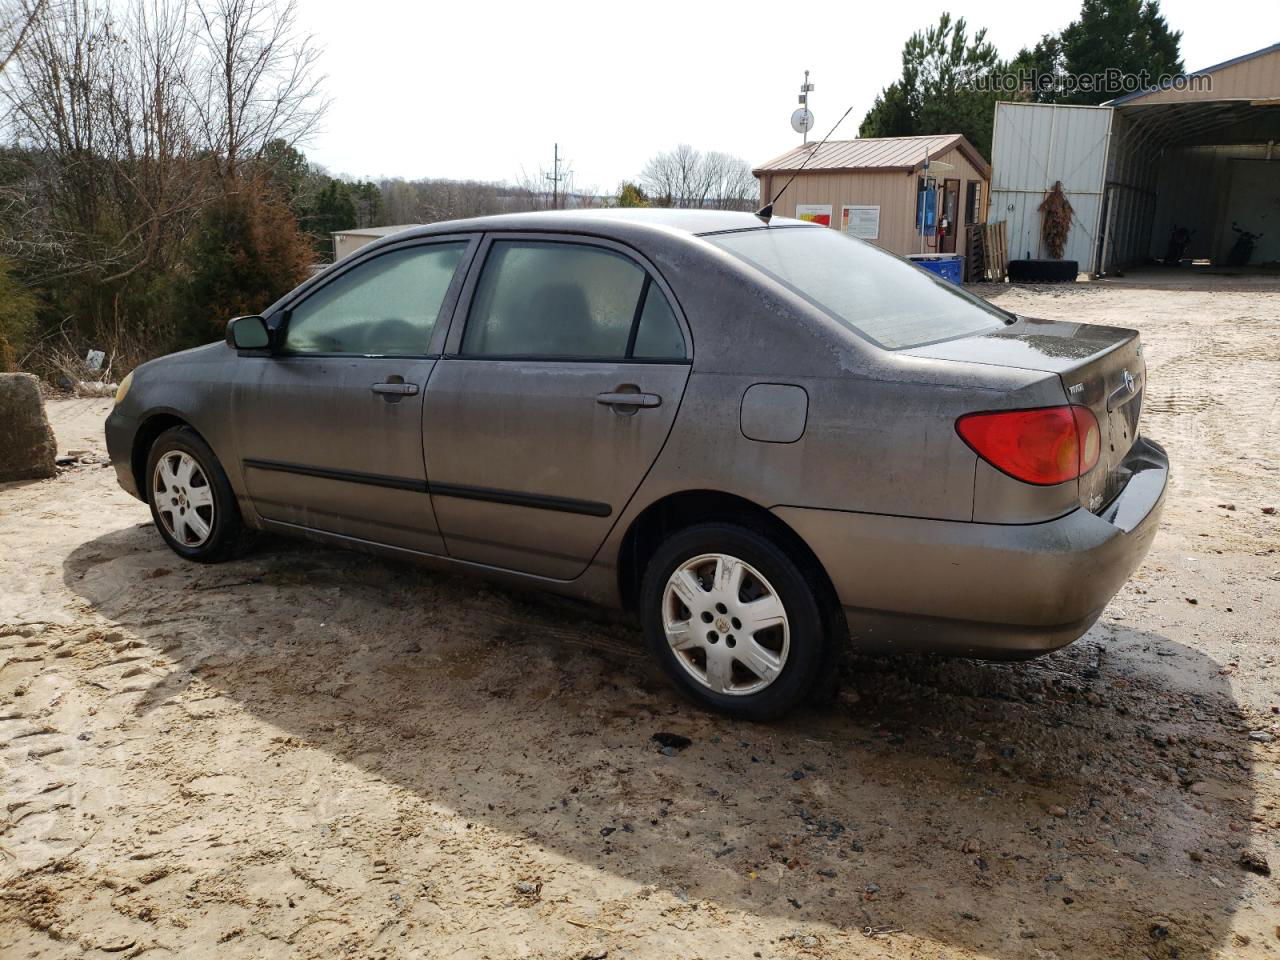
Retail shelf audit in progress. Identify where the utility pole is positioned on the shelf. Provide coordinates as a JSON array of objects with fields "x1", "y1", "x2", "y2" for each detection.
[{"x1": 545, "y1": 143, "x2": 567, "y2": 210}]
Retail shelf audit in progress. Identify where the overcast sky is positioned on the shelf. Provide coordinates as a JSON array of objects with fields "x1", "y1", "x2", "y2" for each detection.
[{"x1": 302, "y1": 0, "x2": 1280, "y2": 190}]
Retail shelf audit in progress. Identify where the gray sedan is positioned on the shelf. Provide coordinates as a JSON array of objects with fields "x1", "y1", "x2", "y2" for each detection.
[{"x1": 105, "y1": 209, "x2": 1167, "y2": 718}]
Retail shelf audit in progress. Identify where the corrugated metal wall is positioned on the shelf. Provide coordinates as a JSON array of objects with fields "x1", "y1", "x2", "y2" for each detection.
[
  {"x1": 1123, "y1": 45, "x2": 1280, "y2": 105},
  {"x1": 1098, "y1": 110, "x2": 1155, "y2": 272},
  {"x1": 989, "y1": 102, "x2": 1112, "y2": 272}
]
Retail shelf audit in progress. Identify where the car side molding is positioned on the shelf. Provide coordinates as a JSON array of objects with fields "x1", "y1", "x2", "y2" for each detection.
[{"x1": 242, "y1": 458, "x2": 611, "y2": 517}]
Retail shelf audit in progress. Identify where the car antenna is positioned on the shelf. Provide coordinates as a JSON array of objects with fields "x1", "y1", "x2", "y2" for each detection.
[{"x1": 756, "y1": 105, "x2": 853, "y2": 224}]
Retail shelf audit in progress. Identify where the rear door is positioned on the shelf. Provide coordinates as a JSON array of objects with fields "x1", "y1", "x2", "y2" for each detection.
[
  {"x1": 232, "y1": 236, "x2": 475, "y2": 553},
  {"x1": 422, "y1": 234, "x2": 692, "y2": 579}
]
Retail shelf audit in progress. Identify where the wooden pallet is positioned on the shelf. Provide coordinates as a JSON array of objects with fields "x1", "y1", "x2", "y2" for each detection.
[
  {"x1": 964, "y1": 225, "x2": 985, "y2": 282},
  {"x1": 982, "y1": 221, "x2": 1008, "y2": 282}
]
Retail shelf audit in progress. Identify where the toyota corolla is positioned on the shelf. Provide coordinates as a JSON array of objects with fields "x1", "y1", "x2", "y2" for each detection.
[{"x1": 105, "y1": 209, "x2": 1168, "y2": 718}]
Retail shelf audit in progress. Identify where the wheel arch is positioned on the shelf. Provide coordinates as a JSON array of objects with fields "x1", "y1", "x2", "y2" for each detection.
[
  {"x1": 131, "y1": 412, "x2": 203, "y2": 497},
  {"x1": 616, "y1": 490, "x2": 843, "y2": 631}
]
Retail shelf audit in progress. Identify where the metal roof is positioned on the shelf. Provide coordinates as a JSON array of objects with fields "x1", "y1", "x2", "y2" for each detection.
[
  {"x1": 753, "y1": 134, "x2": 990, "y2": 178},
  {"x1": 1106, "y1": 42, "x2": 1280, "y2": 106}
]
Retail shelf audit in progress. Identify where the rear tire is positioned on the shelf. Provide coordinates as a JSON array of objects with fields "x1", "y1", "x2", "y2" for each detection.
[
  {"x1": 145, "y1": 426, "x2": 246, "y2": 564},
  {"x1": 639, "y1": 522, "x2": 831, "y2": 720}
]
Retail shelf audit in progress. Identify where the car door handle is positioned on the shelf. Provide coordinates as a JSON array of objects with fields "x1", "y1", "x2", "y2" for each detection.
[
  {"x1": 371, "y1": 382, "x2": 419, "y2": 396},
  {"x1": 596, "y1": 391, "x2": 661, "y2": 408}
]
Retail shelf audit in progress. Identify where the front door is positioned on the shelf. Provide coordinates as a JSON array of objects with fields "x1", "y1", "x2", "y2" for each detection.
[
  {"x1": 232, "y1": 237, "x2": 474, "y2": 554},
  {"x1": 422, "y1": 235, "x2": 692, "y2": 579}
]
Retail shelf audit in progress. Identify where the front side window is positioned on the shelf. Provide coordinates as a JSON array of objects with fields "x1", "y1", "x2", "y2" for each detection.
[
  {"x1": 462, "y1": 240, "x2": 684, "y2": 359},
  {"x1": 708, "y1": 226, "x2": 1010, "y2": 350},
  {"x1": 283, "y1": 242, "x2": 466, "y2": 356}
]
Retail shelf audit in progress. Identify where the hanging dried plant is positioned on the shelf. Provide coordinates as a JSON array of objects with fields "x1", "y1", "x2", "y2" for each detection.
[{"x1": 1039, "y1": 181, "x2": 1073, "y2": 260}]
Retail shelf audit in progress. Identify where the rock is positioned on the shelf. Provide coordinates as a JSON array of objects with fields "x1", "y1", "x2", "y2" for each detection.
[
  {"x1": 652, "y1": 732, "x2": 691, "y2": 752},
  {"x1": 1188, "y1": 781, "x2": 1210, "y2": 795},
  {"x1": 864, "y1": 881, "x2": 880, "y2": 894},
  {"x1": 1263, "y1": 506, "x2": 1276, "y2": 515},
  {"x1": 0, "y1": 374, "x2": 57, "y2": 482},
  {"x1": 962, "y1": 837, "x2": 981, "y2": 854},
  {"x1": 788, "y1": 769, "x2": 806, "y2": 781},
  {"x1": 1239, "y1": 851, "x2": 1270, "y2": 876},
  {"x1": 1247, "y1": 731, "x2": 1274, "y2": 743},
  {"x1": 514, "y1": 880, "x2": 541, "y2": 896},
  {"x1": 1048, "y1": 804, "x2": 1068, "y2": 818}
]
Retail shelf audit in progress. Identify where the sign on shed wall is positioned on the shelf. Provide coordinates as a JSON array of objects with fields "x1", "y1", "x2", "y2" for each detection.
[
  {"x1": 842, "y1": 205, "x2": 881, "y2": 240},
  {"x1": 795, "y1": 204, "x2": 832, "y2": 226}
]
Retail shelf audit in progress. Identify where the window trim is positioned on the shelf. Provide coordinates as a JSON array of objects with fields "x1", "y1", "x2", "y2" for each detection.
[
  {"x1": 268, "y1": 234, "x2": 480, "y2": 360},
  {"x1": 442, "y1": 232, "x2": 692, "y2": 363}
]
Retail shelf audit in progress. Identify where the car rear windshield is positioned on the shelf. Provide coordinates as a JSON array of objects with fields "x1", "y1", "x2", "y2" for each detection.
[{"x1": 707, "y1": 226, "x2": 1011, "y2": 350}]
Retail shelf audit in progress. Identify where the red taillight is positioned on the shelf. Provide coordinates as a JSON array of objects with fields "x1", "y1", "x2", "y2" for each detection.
[{"x1": 956, "y1": 405, "x2": 1100, "y2": 486}]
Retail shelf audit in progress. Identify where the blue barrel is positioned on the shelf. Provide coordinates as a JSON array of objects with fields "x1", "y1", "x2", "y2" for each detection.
[{"x1": 907, "y1": 253, "x2": 964, "y2": 284}]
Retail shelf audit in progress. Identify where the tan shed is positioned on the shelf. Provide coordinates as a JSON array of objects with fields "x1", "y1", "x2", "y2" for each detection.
[
  {"x1": 332, "y1": 225, "x2": 422, "y2": 262},
  {"x1": 753, "y1": 134, "x2": 991, "y2": 258}
]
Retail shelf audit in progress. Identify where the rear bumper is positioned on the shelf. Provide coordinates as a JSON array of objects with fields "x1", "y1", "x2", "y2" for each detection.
[
  {"x1": 105, "y1": 407, "x2": 142, "y2": 500},
  {"x1": 774, "y1": 437, "x2": 1168, "y2": 659}
]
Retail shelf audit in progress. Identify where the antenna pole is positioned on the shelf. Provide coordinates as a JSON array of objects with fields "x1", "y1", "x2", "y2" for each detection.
[
  {"x1": 801, "y1": 70, "x2": 811, "y2": 145},
  {"x1": 756, "y1": 105, "x2": 853, "y2": 222}
]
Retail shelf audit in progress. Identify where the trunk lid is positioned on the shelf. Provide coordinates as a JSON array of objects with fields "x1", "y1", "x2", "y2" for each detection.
[{"x1": 904, "y1": 316, "x2": 1145, "y2": 512}]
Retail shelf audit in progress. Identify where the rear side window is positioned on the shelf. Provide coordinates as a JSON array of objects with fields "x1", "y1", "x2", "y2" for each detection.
[
  {"x1": 462, "y1": 240, "x2": 685, "y2": 360},
  {"x1": 631, "y1": 283, "x2": 685, "y2": 359},
  {"x1": 708, "y1": 227, "x2": 1009, "y2": 350},
  {"x1": 284, "y1": 243, "x2": 466, "y2": 355}
]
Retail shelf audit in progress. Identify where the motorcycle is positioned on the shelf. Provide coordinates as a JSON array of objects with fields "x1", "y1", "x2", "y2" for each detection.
[
  {"x1": 1162, "y1": 225, "x2": 1193, "y2": 266},
  {"x1": 1226, "y1": 222, "x2": 1263, "y2": 267}
]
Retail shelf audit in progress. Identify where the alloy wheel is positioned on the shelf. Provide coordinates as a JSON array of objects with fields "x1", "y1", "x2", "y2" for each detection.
[{"x1": 152, "y1": 451, "x2": 215, "y2": 547}]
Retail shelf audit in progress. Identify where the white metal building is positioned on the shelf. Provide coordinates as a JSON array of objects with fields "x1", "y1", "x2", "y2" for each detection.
[{"x1": 989, "y1": 42, "x2": 1280, "y2": 274}]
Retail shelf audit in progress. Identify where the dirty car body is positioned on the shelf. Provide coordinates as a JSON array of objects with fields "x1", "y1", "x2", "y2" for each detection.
[{"x1": 106, "y1": 209, "x2": 1168, "y2": 717}]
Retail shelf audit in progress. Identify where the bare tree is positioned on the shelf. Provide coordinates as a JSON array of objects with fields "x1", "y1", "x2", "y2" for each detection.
[
  {"x1": 702, "y1": 151, "x2": 756, "y2": 211},
  {"x1": 639, "y1": 144, "x2": 751, "y2": 209},
  {"x1": 1, "y1": 0, "x2": 205, "y2": 281},
  {"x1": 0, "y1": 0, "x2": 330, "y2": 363},
  {"x1": 191, "y1": 0, "x2": 326, "y2": 180},
  {"x1": 0, "y1": 0, "x2": 44, "y2": 73}
]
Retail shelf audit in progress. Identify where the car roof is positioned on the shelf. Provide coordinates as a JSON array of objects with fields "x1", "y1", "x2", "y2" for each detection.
[
  {"x1": 390, "y1": 208, "x2": 815, "y2": 240},
  {"x1": 266, "y1": 208, "x2": 819, "y2": 318}
]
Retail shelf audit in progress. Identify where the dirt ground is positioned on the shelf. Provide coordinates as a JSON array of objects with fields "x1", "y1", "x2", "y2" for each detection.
[{"x1": 2, "y1": 280, "x2": 1278, "y2": 960}]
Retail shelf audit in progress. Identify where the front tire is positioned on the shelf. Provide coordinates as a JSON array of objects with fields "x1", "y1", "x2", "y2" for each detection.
[
  {"x1": 639, "y1": 522, "x2": 832, "y2": 720},
  {"x1": 145, "y1": 426, "x2": 245, "y2": 564}
]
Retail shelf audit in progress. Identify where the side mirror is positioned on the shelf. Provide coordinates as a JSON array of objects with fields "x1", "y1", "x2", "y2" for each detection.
[{"x1": 226, "y1": 315, "x2": 271, "y2": 351}]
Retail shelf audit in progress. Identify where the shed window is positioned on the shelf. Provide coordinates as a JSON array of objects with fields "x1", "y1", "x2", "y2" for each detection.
[{"x1": 965, "y1": 181, "x2": 982, "y2": 225}]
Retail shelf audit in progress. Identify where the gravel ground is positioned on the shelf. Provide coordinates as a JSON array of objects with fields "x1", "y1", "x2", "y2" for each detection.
[{"x1": 1, "y1": 279, "x2": 1278, "y2": 959}]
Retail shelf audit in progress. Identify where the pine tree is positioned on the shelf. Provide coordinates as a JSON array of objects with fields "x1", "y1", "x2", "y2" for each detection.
[{"x1": 859, "y1": 14, "x2": 1002, "y2": 159}]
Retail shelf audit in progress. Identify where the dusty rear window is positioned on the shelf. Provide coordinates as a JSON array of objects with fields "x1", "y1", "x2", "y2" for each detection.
[{"x1": 708, "y1": 226, "x2": 1010, "y2": 349}]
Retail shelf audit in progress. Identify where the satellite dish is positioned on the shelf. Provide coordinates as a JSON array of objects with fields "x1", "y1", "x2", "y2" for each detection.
[{"x1": 791, "y1": 108, "x2": 814, "y2": 134}]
